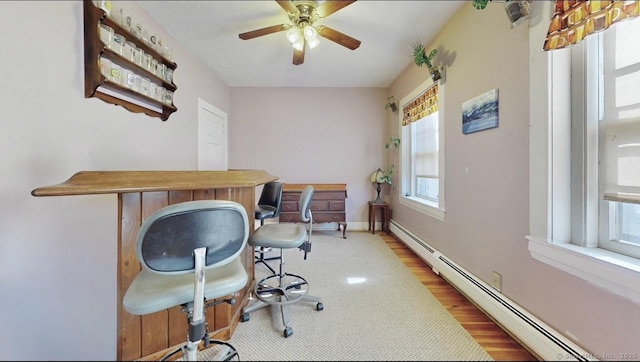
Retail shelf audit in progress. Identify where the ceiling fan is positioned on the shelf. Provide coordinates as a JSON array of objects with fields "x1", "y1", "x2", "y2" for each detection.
[{"x1": 238, "y1": 0, "x2": 361, "y2": 65}]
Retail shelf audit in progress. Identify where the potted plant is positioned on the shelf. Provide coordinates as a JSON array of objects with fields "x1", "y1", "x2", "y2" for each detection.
[
  {"x1": 385, "y1": 95, "x2": 397, "y2": 112},
  {"x1": 411, "y1": 39, "x2": 441, "y2": 82}
]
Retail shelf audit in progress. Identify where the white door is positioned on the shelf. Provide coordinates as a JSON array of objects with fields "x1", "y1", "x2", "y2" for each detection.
[{"x1": 198, "y1": 98, "x2": 228, "y2": 170}]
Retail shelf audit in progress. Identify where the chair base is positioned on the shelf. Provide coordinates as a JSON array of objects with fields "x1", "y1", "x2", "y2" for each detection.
[
  {"x1": 241, "y1": 293, "x2": 323, "y2": 338},
  {"x1": 161, "y1": 339, "x2": 239, "y2": 361},
  {"x1": 241, "y1": 271, "x2": 323, "y2": 338},
  {"x1": 255, "y1": 272, "x2": 309, "y2": 305}
]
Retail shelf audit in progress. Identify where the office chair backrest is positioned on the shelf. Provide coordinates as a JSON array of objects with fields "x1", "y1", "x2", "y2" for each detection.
[
  {"x1": 257, "y1": 181, "x2": 283, "y2": 218},
  {"x1": 137, "y1": 200, "x2": 249, "y2": 275},
  {"x1": 299, "y1": 185, "x2": 314, "y2": 223}
]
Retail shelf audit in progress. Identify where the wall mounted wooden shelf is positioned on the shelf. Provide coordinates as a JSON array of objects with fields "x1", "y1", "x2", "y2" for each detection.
[{"x1": 83, "y1": 0, "x2": 178, "y2": 121}]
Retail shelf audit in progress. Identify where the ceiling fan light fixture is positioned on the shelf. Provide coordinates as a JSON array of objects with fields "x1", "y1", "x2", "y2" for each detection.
[
  {"x1": 302, "y1": 24, "x2": 319, "y2": 48},
  {"x1": 292, "y1": 38, "x2": 304, "y2": 51},
  {"x1": 307, "y1": 36, "x2": 320, "y2": 49},
  {"x1": 303, "y1": 24, "x2": 318, "y2": 40},
  {"x1": 286, "y1": 26, "x2": 302, "y2": 44}
]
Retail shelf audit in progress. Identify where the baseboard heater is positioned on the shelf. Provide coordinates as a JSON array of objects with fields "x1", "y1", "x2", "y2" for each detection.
[{"x1": 389, "y1": 220, "x2": 596, "y2": 361}]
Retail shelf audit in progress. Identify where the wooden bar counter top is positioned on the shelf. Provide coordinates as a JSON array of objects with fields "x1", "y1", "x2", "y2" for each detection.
[
  {"x1": 32, "y1": 169, "x2": 278, "y2": 361},
  {"x1": 31, "y1": 169, "x2": 277, "y2": 196}
]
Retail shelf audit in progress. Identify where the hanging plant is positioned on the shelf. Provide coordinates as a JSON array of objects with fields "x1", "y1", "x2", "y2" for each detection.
[
  {"x1": 385, "y1": 136, "x2": 400, "y2": 149},
  {"x1": 382, "y1": 164, "x2": 394, "y2": 185},
  {"x1": 372, "y1": 164, "x2": 395, "y2": 185}
]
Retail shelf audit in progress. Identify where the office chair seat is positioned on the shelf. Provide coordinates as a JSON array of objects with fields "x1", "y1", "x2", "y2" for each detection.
[
  {"x1": 123, "y1": 258, "x2": 247, "y2": 316},
  {"x1": 250, "y1": 223, "x2": 308, "y2": 249}
]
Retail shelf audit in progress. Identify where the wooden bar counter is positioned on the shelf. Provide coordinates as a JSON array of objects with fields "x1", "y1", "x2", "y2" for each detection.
[{"x1": 31, "y1": 170, "x2": 278, "y2": 360}]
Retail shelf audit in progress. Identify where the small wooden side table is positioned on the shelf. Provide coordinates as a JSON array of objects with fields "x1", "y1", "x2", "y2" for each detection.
[{"x1": 368, "y1": 201, "x2": 390, "y2": 234}]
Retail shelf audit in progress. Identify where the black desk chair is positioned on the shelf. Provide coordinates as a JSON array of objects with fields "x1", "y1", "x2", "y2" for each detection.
[
  {"x1": 241, "y1": 185, "x2": 323, "y2": 338},
  {"x1": 254, "y1": 181, "x2": 283, "y2": 273},
  {"x1": 123, "y1": 200, "x2": 249, "y2": 361}
]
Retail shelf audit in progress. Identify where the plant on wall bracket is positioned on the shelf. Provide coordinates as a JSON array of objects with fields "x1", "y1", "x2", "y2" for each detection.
[
  {"x1": 385, "y1": 95, "x2": 398, "y2": 112},
  {"x1": 411, "y1": 38, "x2": 442, "y2": 82}
]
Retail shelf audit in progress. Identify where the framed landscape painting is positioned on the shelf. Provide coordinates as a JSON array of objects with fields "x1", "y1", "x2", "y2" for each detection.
[{"x1": 462, "y1": 88, "x2": 499, "y2": 134}]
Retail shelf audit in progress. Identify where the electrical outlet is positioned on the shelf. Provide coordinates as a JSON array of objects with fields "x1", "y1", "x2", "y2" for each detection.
[{"x1": 491, "y1": 271, "x2": 502, "y2": 292}]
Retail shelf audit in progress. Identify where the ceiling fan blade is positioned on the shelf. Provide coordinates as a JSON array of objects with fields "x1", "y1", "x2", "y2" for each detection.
[
  {"x1": 276, "y1": 0, "x2": 298, "y2": 14},
  {"x1": 239, "y1": 24, "x2": 289, "y2": 40},
  {"x1": 316, "y1": 25, "x2": 361, "y2": 50},
  {"x1": 293, "y1": 41, "x2": 306, "y2": 65},
  {"x1": 315, "y1": 0, "x2": 356, "y2": 18}
]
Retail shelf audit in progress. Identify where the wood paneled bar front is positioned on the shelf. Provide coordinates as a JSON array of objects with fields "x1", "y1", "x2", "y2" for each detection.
[{"x1": 31, "y1": 170, "x2": 278, "y2": 361}]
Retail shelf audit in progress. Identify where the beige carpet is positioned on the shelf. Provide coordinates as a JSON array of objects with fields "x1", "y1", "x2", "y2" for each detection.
[{"x1": 225, "y1": 230, "x2": 493, "y2": 361}]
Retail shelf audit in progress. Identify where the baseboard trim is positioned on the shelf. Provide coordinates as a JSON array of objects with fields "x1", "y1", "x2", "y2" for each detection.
[{"x1": 389, "y1": 220, "x2": 596, "y2": 362}]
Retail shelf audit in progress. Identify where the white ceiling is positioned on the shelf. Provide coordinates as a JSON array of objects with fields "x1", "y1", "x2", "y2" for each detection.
[{"x1": 137, "y1": 1, "x2": 466, "y2": 88}]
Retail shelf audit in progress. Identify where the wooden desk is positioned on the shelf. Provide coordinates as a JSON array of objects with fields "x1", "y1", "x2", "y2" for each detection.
[
  {"x1": 368, "y1": 201, "x2": 390, "y2": 234},
  {"x1": 280, "y1": 183, "x2": 348, "y2": 239},
  {"x1": 31, "y1": 170, "x2": 277, "y2": 361}
]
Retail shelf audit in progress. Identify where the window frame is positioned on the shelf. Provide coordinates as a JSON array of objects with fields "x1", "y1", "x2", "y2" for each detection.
[
  {"x1": 527, "y1": 1, "x2": 640, "y2": 304},
  {"x1": 398, "y1": 78, "x2": 445, "y2": 221}
]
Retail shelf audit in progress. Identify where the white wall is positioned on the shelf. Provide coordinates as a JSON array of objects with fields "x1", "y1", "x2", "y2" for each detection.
[
  {"x1": 0, "y1": 2, "x2": 229, "y2": 360},
  {"x1": 229, "y1": 87, "x2": 388, "y2": 223}
]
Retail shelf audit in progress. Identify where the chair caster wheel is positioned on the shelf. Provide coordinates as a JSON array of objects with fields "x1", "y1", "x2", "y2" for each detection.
[
  {"x1": 316, "y1": 302, "x2": 324, "y2": 311},
  {"x1": 240, "y1": 312, "x2": 250, "y2": 322},
  {"x1": 284, "y1": 327, "x2": 293, "y2": 338}
]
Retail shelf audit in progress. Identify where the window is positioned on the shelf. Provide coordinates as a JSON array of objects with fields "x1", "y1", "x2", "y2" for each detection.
[
  {"x1": 528, "y1": 1, "x2": 640, "y2": 304},
  {"x1": 398, "y1": 79, "x2": 445, "y2": 220},
  {"x1": 413, "y1": 112, "x2": 439, "y2": 202},
  {"x1": 598, "y1": 17, "x2": 640, "y2": 258},
  {"x1": 571, "y1": 17, "x2": 640, "y2": 259}
]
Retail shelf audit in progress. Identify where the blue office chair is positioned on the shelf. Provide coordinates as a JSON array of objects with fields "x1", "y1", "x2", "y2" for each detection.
[
  {"x1": 123, "y1": 200, "x2": 249, "y2": 361},
  {"x1": 240, "y1": 185, "x2": 323, "y2": 338}
]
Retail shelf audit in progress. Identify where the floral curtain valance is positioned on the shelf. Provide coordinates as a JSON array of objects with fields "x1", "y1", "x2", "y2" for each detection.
[
  {"x1": 402, "y1": 83, "x2": 438, "y2": 126},
  {"x1": 544, "y1": 0, "x2": 640, "y2": 51}
]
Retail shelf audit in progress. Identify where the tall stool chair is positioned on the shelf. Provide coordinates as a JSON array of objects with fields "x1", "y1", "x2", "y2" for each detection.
[
  {"x1": 123, "y1": 200, "x2": 249, "y2": 361},
  {"x1": 240, "y1": 185, "x2": 323, "y2": 338},
  {"x1": 254, "y1": 181, "x2": 283, "y2": 273}
]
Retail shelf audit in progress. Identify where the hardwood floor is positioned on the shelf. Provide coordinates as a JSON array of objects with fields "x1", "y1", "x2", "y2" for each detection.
[{"x1": 378, "y1": 231, "x2": 539, "y2": 361}]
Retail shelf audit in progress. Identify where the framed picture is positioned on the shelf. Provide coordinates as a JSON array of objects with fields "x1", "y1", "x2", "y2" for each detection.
[{"x1": 462, "y1": 88, "x2": 499, "y2": 134}]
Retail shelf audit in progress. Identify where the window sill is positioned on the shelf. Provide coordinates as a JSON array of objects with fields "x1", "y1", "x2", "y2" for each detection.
[
  {"x1": 399, "y1": 195, "x2": 445, "y2": 221},
  {"x1": 527, "y1": 235, "x2": 640, "y2": 305}
]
